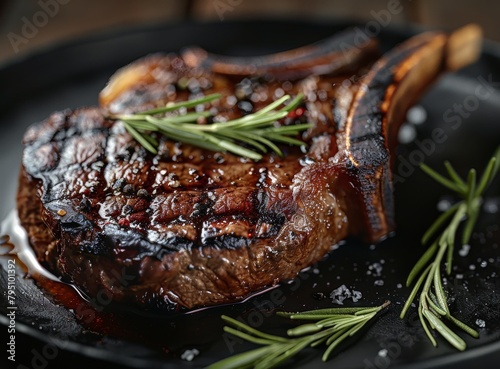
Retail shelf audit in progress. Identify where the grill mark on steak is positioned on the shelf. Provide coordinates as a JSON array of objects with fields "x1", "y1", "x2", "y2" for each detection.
[{"x1": 17, "y1": 26, "x2": 483, "y2": 311}]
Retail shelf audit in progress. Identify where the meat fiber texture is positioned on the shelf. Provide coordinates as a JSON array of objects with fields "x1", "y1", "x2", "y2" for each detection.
[{"x1": 17, "y1": 25, "x2": 482, "y2": 311}]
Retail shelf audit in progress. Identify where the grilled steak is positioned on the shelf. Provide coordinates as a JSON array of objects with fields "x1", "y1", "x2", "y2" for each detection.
[{"x1": 17, "y1": 25, "x2": 482, "y2": 311}]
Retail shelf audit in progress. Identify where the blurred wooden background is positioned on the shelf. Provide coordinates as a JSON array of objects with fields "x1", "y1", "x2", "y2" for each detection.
[{"x1": 0, "y1": 0, "x2": 496, "y2": 64}]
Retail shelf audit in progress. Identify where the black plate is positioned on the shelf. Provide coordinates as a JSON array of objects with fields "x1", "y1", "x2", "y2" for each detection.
[{"x1": 1, "y1": 20, "x2": 500, "y2": 369}]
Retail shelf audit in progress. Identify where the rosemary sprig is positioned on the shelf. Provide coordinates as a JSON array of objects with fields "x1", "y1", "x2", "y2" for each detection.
[
  {"x1": 207, "y1": 301, "x2": 390, "y2": 369},
  {"x1": 400, "y1": 147, "x2": 500, "y2": 350},
  {"x1": 109, "y1": 93, "x2": 312, "y2": 161}
]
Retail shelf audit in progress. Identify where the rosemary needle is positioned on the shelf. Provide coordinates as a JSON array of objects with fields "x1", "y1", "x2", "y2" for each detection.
[
  {"x1": 109, "y1": 93, "x2": 312, "y2": 161},
  {"x1": 207, "y1": 301, "x2": 390, "y2": 369},
  {"x1": 400, "y1": 146, "x2": 500, "y2": 350}
]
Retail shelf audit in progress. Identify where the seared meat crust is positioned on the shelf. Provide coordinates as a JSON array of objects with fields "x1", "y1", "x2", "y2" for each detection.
[{"x1": 17, "y1": 25, "x2": 482, "y2": 311}]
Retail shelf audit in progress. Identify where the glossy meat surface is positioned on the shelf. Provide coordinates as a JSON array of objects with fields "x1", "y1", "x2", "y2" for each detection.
[
  {"x1": 17, "y1": 26, "x2": 482, "y2": 310},
  {"x1": 18, "y1": 69, "x2": 358, "y2": 309}
]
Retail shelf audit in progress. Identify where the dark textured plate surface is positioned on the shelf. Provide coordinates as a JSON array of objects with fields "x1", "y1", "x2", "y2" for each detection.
[{"x1": 1, "y1": 20, "x2": 500, "y2": 369}]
